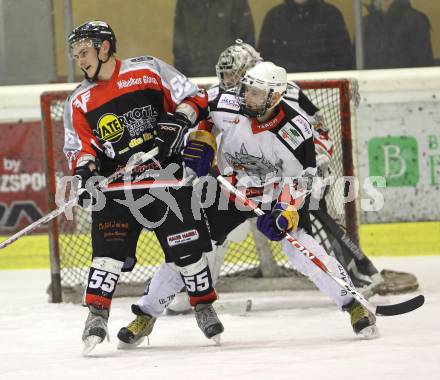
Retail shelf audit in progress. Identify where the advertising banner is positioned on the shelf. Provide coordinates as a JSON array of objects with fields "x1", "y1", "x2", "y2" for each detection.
[
  {"x1": 0, "y1": 122, "x2": 47, "y2": 233},
  {"x1": 357, "y1": 98, "x2": 440, "y2": 223}
]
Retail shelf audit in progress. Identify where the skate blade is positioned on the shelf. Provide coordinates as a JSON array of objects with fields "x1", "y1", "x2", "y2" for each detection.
[
  {"x1": 359, "y1": 325, "x2": 380, "y2": 340},
  {"x1": 166, "y1": 308, "x2": 193, "y2": 316},
  {"x1": 82, "y1": 336, "x2": 103, "y2": 356},
  {"x1": 117, "y1": 336, "x2": 145, "y2": 350},
  {"x1": 211, "y1": 334, "x2": 222, "y2": 346}
]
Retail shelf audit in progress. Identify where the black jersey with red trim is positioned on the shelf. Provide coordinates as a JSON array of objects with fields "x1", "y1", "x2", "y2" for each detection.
[{"x1": 63, "y1": 56, "x2": 208, "y2": 188}]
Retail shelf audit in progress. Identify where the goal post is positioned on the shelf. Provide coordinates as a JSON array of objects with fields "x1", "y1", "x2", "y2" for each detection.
[{"x1": 40, "y1": 79, "x2": 359, "y2": 303}]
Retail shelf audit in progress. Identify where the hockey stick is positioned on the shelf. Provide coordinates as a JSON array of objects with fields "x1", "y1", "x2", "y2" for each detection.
[
  {"x1": 312, "y1": 208, "x2": 371, "y2": 263},
  {"x1": 213, "y1": 172, "x2": 424, "y2": 317},
  {"x1": 0, "y1": 147, "x2": 159, "y2": 250}
]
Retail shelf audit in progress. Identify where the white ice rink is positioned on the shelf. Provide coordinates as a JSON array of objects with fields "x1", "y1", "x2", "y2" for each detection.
[{"x1": 0, "y1": 256, "x2": 439, "y2": 380}]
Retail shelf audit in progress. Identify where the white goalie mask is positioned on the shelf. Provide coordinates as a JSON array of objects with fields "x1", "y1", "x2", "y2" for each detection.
[
  {"x1": 237, "y1": 61, "x2": 287, "y2": 118},
  {"x1": 215, "y1": 39, "x2": 262, "y2": 90}
]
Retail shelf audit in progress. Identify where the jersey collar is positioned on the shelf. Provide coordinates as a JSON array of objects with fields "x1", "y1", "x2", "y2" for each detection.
[{"x1": 250, "y1": 107, "x2": 285, "y2": 134}]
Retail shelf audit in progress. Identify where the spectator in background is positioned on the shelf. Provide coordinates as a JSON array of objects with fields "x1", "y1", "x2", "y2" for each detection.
[
  {"x1": 173, "y1": 0, "x2": 255, "y2": 77},
  {"x1": 258, "y1": 0, "x2": 353, "y2": 73},
  {"x1": 363, "y1": 0, "x2": 434, "y2": 69}
]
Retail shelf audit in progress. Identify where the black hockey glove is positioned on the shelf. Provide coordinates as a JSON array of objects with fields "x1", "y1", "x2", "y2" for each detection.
[
  {"x1": 155, "y1": 112, "x2": 192, "y2": 160},
  {"x1": 73, "y1": 161, "x2": 99, "y2": 208}
]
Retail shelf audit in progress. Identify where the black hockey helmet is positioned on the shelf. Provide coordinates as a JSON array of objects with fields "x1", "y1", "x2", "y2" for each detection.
[{"x1": 68, "y1": 20, "x2": 117, "y2": 56}]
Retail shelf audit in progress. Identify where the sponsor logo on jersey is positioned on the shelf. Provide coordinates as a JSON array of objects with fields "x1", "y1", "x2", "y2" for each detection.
[
  {"x1": 121, "y1": 132, "x2": 153, "y2": 153},
  {"x1": 130, "y1": 56, "x2": 153, "y2": 63},
  {"x1": 97, "y1": 113, "x2": 124, "y2": 142},
  {"x1": 119, "y1": 105, "x2": 158, "y2": 137},
  {"x1": 95, "y1": 106, "x2": 157, "y2": 143},
  {"x1": 218, "y1": 94, "x2": 240, "y2": 111},
  {"x1": 119, "y1": 147, "x2": 130, "y2": 154},
  {"x1": 292, "y1": 115, "x2": 313, "y2": 139},
  {"x1": 143, "y1": 132, "x2": 153, "y2": 141},
  {"x1": 73, "y1": 91, "x2": 90, "y2": 112},
  {"x1": 129, "y1": 137, "x2": 143, "y2": 148},
  {"x1": 117, "y1": 75, "x2": 158, "y2": 89},
  {"x1": 160, "y1": 125, "x2": 177, "y2": 132},
  {"x1": 222, "y1": 117, "x2": 240, "y2": 124},
  {"x1": 256, "y1": 118, "x2": 279, "y2": 130},
  {"x1": 167, "y1": 229, "x2": 199, "y2": 247},
  {"x1": 278, "y1": 123, "x2": 305, "y2": 150}
]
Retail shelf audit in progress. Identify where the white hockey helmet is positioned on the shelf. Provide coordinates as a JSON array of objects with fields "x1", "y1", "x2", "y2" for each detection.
[
  {"x1": 237, "y1": 61, "x2": 287, "y2": 118},
  {"x1": 215, "y1": 39, "x2": 262, "y2": 90}
]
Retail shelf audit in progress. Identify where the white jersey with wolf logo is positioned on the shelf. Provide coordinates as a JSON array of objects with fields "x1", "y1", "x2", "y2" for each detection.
[{"x1": 209, "y1": 91, "x2": 317, "y2": 202}]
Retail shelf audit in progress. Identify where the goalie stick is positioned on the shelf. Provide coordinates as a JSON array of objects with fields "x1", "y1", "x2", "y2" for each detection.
[
  {"x1": 213, "y1": 171, "x2": 424, "y2": 317},
  {"x1": 0, "y1": 147, "x2": 159, "y2": 250},
  {"x1": 311, "y1": 208, "x2": 383, "y2": 289}
]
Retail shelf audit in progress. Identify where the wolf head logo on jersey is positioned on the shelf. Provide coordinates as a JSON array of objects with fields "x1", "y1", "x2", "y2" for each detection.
[{"x1": 224, "y1": 143, "x2": 278, "y2": 181}]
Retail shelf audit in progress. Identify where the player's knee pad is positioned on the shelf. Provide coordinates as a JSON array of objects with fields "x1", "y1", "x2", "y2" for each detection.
[
  {"x1": 176, "y1": 253, "x2": 217, "y2": 306},
  {"x1": 83, "y1": 257, "x2": 123, "y2": 310}
]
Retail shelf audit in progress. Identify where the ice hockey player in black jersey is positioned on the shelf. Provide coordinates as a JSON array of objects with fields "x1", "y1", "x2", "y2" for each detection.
[{"x1": 64, "y1": 20, "x2": 224, "y2": 354}]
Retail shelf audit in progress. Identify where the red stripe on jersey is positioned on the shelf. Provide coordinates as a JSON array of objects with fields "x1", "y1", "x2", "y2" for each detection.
[{"x1": 104, "y1": 179, "x2": 184, "y2": 191}]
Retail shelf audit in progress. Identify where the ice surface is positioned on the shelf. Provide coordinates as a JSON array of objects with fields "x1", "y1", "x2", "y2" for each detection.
[{"x1": 0, "y1": 256, "x2": 439, "y2": 380}]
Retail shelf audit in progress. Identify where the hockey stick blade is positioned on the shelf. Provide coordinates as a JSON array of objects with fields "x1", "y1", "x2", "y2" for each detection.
[{"x1": 375, "y1": 294, "x2": 425, "y2": 316}]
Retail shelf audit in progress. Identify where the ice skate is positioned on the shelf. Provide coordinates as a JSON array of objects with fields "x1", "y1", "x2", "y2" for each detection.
[
  {"x1": 166, "y1": 290, "x2": 193, "y2": 315},
  {"x1": 82, "y1": 305, "x2": 109, "y2": 356},
  {"x1": 195, "y1": 302, "x2": 224, "y2": 344},
  {"x1": 343, "y1": 299, "x2": 379, "y2": 339},
  {"x1": 117, "y1": 304, "x2": 157, "y2": 349}
]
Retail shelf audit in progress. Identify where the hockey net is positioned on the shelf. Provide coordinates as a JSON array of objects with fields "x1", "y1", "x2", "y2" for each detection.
[{"x1": 41, "y1": 79, "x2": 359, "y2": 303}]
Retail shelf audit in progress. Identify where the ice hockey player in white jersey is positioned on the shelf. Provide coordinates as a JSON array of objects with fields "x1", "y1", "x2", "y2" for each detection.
[
  {"x1": 166, "y1": 40, "x2": 384, "y2": 316},
  {"x1": 117, "y1": 61, "x2": 379, "y2": 348}
]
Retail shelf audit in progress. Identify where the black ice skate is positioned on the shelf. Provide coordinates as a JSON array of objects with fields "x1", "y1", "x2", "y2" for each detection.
[
  {"x1": 343, "y1": 299, "x2": 379, "y2": 339},
  {"x1": 195, "y1": 302, "x2": 224, "y2": 344},
  {"x1": 117, "y1": 304, "x2": 157, "y2": 349},
  {"x1": 82, "y1": 304, "x2": 109, "y2": 356}
]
